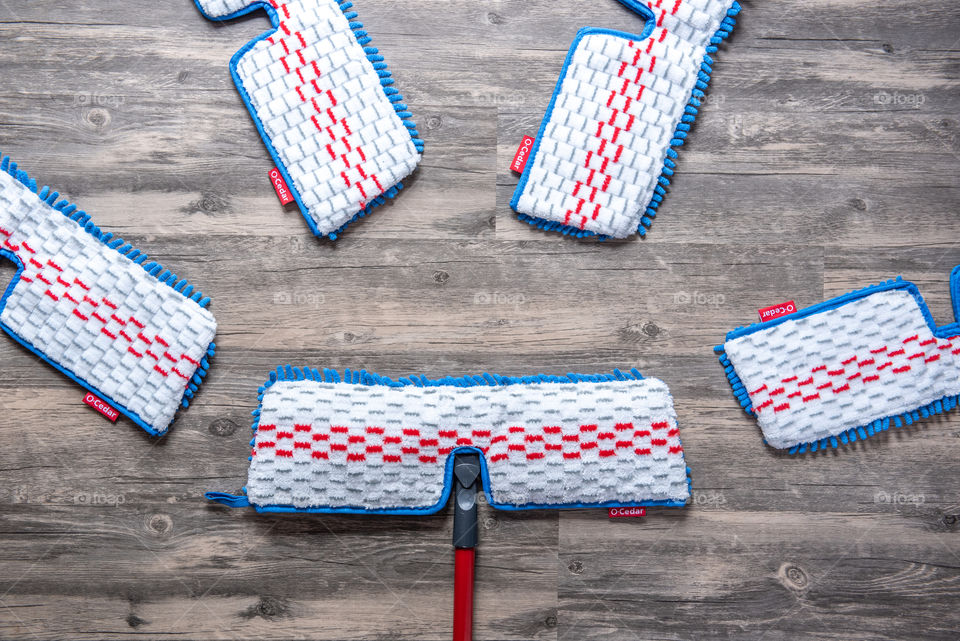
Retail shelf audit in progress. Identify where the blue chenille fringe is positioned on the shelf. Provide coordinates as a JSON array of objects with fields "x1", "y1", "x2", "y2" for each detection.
[
  {"x1": 0, "y1": 152, "x2": 211, "y2": 308},
  {"x1": 180, "y1": 342, "x2": 217, "y2": 409},
  {"x1": 714, "y1": 270, "x2": 960, "y2": 455},
  {"x1": 337, "y1": 1, "x2": 423, "y2": 154},
  {"x1": 317, "y1": 1, "x2": 422, "y2": 240},
  {"x1": 246, "y1": 365, "x2": 650, "y2": 452},
  {"x1": 206, "y1": 365, "x2": 694, "y2": 513},
  {"x1": 515, "y1": 1, "x2": 741, "y2": 240}
]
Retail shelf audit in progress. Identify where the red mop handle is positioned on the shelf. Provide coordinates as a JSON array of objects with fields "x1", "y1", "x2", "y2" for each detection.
[
  {"x1": 453, "y1": 547, "x2": 476, "y2": 641},
  {"x1": 452, "y1": 454, "x2": 481, "y2": 641}
]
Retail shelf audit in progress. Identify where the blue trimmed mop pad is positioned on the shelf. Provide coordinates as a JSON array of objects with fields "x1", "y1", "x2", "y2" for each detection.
[
  {"x1": 195, "y1": 0, "x2": 423, "y2": 240},
  {"x1": 511, "y1": 0, "x2": 740, "y2": 239},
  {"x1": 717, "y1": 267, "x2": 960, "y2": 453},
  {"x1": 206, "y1": 367, "x2": 692, "y2": 514},
  {"x1": 0, "y1": 153, "x2": 217, "y2": 436}
]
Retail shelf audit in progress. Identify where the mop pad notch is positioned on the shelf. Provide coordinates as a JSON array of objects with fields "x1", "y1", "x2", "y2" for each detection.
[
  {"x1": 195, "y1": 0, "x2": 423, "y2": 239},
  {"x1": 511, "y1": 0, "x2": 740, "y2": 239},
  {"x1": 716, "y1": 267, "x2": 960, "y2": 453},
  {"x1": 207, "y1": 367, "x2": 692, "y2": 513},
  {"x1": 0, "y1": 153, "x2": 217, "y2": 436}
]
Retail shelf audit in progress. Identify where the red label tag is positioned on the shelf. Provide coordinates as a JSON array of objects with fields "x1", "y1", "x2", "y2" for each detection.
[
  {"x1": 511, "y1": 136, "x2": 536, "y2": 173},
  {"x1": 608, "y1": 507, "x2": 646, "y2": 518},
  {"x1": 269, "y1": 167, "x2": 294, "y2": 205},
  {"x1": 83, "y1": 392, "x2": 119, "y2": 422},
  {"x1": 758, "y1": 301, "x2": 797, "y2": 322}
]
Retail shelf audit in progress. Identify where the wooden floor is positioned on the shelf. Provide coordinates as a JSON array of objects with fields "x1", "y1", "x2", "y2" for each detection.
[{"x1": 1, "y1": 0, "x2": 959, "y2": 639}]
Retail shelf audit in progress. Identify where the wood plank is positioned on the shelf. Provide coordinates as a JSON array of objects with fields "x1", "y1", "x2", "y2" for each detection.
[{"x1": 0, "y1": 0, "x2": 959, "y2": 639}]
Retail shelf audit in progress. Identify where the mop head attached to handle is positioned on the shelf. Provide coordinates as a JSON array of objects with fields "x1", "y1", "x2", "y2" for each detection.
[
  {"x1": 511, "y1": 0, "x2": 740, "y2": 239},
  {"x1": 717, "y1": 267, "x2": 960, "y2": 453},
  {"x1": 207, "y1": 367, "x2": 691, "y2": 512},
  {"x1": 0, "y1": 154, "x2": 217, "y2": 436},
  {"x1": 195, "y1": 0, "x2": 423, "y2": 240}
]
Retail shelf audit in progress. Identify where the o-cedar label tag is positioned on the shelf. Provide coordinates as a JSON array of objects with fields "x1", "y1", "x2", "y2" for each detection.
[
  {"x1": 759, "y1": 301, "x2": 797, "y2": 323},
  {"x1": 83, "y1": 393, "x2": 119, "y2": 422},
  {"x1": 511, "y1": 136, "x2": 536, "y2": 173},
  {"x1": 608, "y1": 507, "x2": 646, "y2": 518},
  {"x1": 269, "y1": 167, "x2": 295, "y2": 205}
]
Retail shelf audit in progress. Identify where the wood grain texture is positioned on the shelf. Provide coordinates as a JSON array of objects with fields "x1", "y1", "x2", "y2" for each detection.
[{"x1": 1, "y1": 0, "x2": 959, "y2": 639}]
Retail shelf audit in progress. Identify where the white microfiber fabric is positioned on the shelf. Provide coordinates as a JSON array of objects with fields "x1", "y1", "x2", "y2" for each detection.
[
  {"x1": 207, "y1": 369, "x2": 691, "y2": 513},
  {"x1": 719, "y1": 276, "x2": 960, "y2": 452},
  {"x1": 511, "y1": 0, "x2": 739, "y2": 238},
  {"x1": 0, "y1": 156, "x2": 217, "y2": 436},
  {"x1": 195, "y1": 0, "x2": 423, "y2": 239}
]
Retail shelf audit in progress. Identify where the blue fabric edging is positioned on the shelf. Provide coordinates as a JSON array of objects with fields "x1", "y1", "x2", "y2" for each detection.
[
  {"x1": 194, "y1": 0, "x2": 423, "y2": 240},
  {"x1": 0, "y1": 153, "x2": 216, "y2": 436},
  {"x1": 206, "y1": 366, "x2": 693, "y2": 514},
  {"x1": 510, "y1": 1, "x2": 741, "y2": 240},
  {"x1": 1, "y1": 153, "x2": 211, "y2": 307},
  {"x1": 714, "y1": 269, "x2": 960, "y2": 454}
]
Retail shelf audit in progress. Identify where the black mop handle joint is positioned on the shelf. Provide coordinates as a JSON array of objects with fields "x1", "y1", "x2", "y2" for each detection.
[{"x1": 452, "y1": 453, "x2": 481, "y2": 549}]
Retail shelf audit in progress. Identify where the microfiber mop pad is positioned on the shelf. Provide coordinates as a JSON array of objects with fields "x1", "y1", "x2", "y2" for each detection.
[
  {"x1": 195, "y1": 0, "x2": 423, "y2": 239},
  {"x1": 511, "y1": 0, "x2": 740, "y2": 239},
  {"x1": 717, "y1": 268, "x2": 960, "y2": 453},
  {"x1": 0, "y1": 153, "x2": 217, "y2": 436},
  {"x1": 207, "y1": 367, "x2": 692, "y2": 512}
]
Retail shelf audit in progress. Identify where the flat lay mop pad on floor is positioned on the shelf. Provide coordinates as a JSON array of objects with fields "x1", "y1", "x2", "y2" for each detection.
[
  {"x1": 208, "y1": 367, "x2": 691, "y2": 639},
  {"x1": 717, "y1": 268, "x2": 960, "y2": 454},
  {"x1": 195, "y1": 0, "x2": 423, "y2": 239},
  {"x1": 0, "y1": 154, "x2": 217, "y2": 436},
  {"x1": 511, "y1": 0, "x2": 740, "y2": 239},
  {"x1": 207, "y1": 367, "x2": 691, "y2": 511}
]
